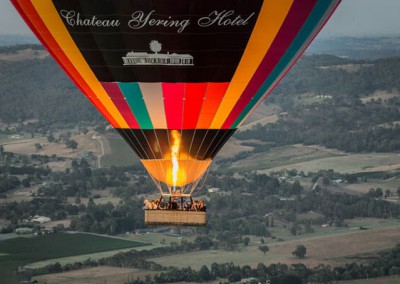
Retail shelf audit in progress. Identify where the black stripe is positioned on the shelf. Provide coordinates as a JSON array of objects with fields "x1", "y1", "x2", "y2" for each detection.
[{"x1": 116, "y1": 129, "x2": 235, "y2": 160}]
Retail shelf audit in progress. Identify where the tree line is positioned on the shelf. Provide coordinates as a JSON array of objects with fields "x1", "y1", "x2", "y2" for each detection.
[{"x1": 25, "y1": 238, "x2": 400, "y2": 284}]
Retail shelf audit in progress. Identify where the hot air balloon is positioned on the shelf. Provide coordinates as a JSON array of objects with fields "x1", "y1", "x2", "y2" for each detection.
[{"x1": 12, "y1": 0, "x2": 341, "y2": 226}]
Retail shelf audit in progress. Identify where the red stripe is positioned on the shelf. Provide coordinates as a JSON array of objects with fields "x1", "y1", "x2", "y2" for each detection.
[
  {"x1": 222, "y1": 0, "x2": 317, "y2": 128},
  {"x1": 183, "y1": 83, "x2": 207, "y2": 129},
  {"x1": 163, "y1": 83, "x2": 185, "y2": 129},
  {"x1": 101, "y1": 83, "x2": 139, "y2": 128},
  {"x1": 11, "y1": 0, "x2": 119, "y2": 127}
]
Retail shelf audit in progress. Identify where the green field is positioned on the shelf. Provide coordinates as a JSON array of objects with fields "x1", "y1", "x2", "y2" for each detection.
[
  {"x1": 102, "y1": 136, "x2": 141, "y2": 167},
  {"x1": 228, "y1": 144, "x2": 344, "y2": 172},
  {"x1": 0, "y1": 232, "x2": 147, "y2": 283},
  {"x1": 339, "y1": 277, "x2": 400, "y2": 284},
  {"x1": 227, "y1": 144, "x2": 400, "y2": 175},
  {"x1": 0, "y1": 133, "x2": 32, "y2": 145}
]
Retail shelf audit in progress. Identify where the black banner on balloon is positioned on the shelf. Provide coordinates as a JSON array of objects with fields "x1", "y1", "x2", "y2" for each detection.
[{"x1": 52, "y1": 0, "x2": 262, "y2": 82}]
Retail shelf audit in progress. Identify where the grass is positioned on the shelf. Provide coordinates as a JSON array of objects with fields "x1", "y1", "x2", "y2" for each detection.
[
  {"x1": 227, "y1": 144, "x2": 400, "y2": 175},
  {"x1": 229, "y1": 144, "x2": 344, "y2": 172},
  {"x1": 101, "y1": 136, "x2": 141, "y2": 167},
  {"x1": 0, "y1": 133, "x2": 32, "y2": 145},
  {"x1": 25, "y1": 244, "x2": 162, "y2": 269},
  {"x1": 148, "y1": 219, "x2": 400, "y2": 270},
  {"x1": 0, "y1": 232, "x2": 147, "y2": 283},
  {"x1": 339, "y1": 276, "x2": 400, "y2": 284}
]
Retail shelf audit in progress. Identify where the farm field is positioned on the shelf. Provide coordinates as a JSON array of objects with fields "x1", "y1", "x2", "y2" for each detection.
[
  {"x1": 26, "y1": 243, "x2": 161, "y2": 269},
  {"x1": 228, "y1": 144, "x2": 400, "y2": 175},
  {"x1": 229, "y1": 144, "x2": 346, "y2": 172},
  {"x1": 148, "y1": 219, "x2": 400, "y2": 270},
  {"x1": 101, "y1": 134, "x2": 141, "y2": 167},
  {"x1": 33, "y1": 266, "x2": 160, "y2": 284},
  {"x1": 339, "y1": 276, "x2": 400, "y2": 284},
  {"x1": 2, "y1": 132, "x2": 99, "y2": 159},
  {"x1": 0, "y1": 232, "x2": 147, "y2": 283},
  {"x1": 13, "y1": 219, "x2": 400, "y2": 283}
]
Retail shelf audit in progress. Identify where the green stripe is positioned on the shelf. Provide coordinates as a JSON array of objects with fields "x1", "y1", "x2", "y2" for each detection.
[
  {"x1": 232, "y1": 0, "x2": 335, "y2": 128},
  {"x1": 118, "y1": 82, "x2": 153, "y2": 129}
]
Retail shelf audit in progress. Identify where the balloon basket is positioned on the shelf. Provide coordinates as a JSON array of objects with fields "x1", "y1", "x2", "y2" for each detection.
[{"x1": 144, "y1": 210, "x2": 206, "y2": 226}]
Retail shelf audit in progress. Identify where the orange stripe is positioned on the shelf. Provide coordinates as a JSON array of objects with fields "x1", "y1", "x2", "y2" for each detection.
[
  {"x1": 196, "y1": 83, "x2": 229, "y2": 129},
  {"x1": 210, "y1": 0, "x2": 293, "y2": 128}
]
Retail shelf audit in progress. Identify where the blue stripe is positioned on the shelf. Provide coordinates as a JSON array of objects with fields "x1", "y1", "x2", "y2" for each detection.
[{"x1": 118, "y1": 82, "x2": 153, "y2": 129}]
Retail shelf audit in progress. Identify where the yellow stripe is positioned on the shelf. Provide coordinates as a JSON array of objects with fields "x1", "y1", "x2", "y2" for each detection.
[
  {"x1": 139, "y1": 83, "x2": 167, "y2": 129},
  {"x1": 31, "y1": 0, "x2": 128, "y2": 128},
  {"x1": 210, "y1": 0, "x2": 294, "y2": 128}
]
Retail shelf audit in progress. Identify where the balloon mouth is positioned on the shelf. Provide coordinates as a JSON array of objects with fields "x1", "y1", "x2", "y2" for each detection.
[{"x1": 141, "y1": 159, "x2": 212, "y2": 187}]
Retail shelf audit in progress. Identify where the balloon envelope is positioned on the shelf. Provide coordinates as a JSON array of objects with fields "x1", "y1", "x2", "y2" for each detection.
[{"x1": 12, "y1": 0, "x2": 340, "y2": 191}]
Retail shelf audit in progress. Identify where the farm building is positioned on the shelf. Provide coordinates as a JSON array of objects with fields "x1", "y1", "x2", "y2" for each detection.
[
  {"x1": 30, "y1": 215, "x2": 51, "y2": 224},
  {"x1": 207, "y1": 188, "x2": 220, "y2": 193},
  {"x1": 15, "y1": 227, "x2": 34, "y2": 234}
]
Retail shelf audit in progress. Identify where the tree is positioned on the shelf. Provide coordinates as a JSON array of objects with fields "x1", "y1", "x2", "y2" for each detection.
[
  {"x1": 34, "y1": 143, "x2": 43, "y2": 151},
  {"x1": 258, "y1": 245, "x2": 269, "y2": 254},
  {"x1": 75, "y1": 195, "x2": 81, "y2": 205},
  {"x1": 149, "y1": 40, "x2": 162, "y2": 54},
  {"x1": 47, "y1": 134, "x2": 55, "y2": 143},
  {"x1": 199, "y1": 265, "x2": 211, "y2": 281},
  {"x1": 65, "y1": 139, "x2": 78, "y2": 149},
  {"x1": 292, "y1": 245, "x2": 307, "y2": 258}
]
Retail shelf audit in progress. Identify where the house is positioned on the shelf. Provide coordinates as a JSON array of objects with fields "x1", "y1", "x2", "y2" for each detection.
[
  {"x1": 207, "y1": 188, "x2": 220, "y2": 193},
  {"x1": 15, "y1": 227, "x2": 34, "y2": 234},
  {"x1": 31, "y1": 215, "x2": 51, "y2": 224},
  {"x1": 241, "y1": 277, "x2": 259, "y2": 284}
]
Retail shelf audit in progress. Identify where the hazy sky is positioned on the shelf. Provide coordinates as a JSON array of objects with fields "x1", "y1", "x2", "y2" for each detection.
[{"x1": 1, "y1": 0, "x2": 400, "y2": 37}]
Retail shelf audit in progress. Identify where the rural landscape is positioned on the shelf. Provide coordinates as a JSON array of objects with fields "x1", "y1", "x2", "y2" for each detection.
[{"x1": 1, "y1": 33, "x2": 400, "y2": 284}]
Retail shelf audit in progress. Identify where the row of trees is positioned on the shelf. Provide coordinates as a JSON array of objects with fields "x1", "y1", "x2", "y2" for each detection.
[
  {"x1": 113, "y1": 243, "x2": 400, "y2": 283},
  {"x1": 28, "y1": 241, "x2": 400, "y2": 284}
]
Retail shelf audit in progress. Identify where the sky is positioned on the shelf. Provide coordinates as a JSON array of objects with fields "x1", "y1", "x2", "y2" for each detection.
[{"x1": 0, "y1": 0, "x2": 400, "y2": 37}]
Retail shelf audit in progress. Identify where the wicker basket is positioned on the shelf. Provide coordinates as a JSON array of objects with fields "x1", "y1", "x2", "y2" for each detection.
[{"x1": 144, "y1": 210, "x2": 206, "y2": 226}]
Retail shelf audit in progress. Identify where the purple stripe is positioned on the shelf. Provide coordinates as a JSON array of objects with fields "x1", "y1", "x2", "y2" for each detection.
[{"x1": 101, "y1": 82, "x2": 139, "y2": 128}]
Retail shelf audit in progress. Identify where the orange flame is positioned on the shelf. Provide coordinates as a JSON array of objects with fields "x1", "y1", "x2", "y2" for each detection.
[{"x1": 170, "y1": 130, "x2": 180, "y2": 187}]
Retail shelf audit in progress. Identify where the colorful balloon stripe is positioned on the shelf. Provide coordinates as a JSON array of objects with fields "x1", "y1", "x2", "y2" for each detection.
[
  {"x1": 222, "y1": 0, "x2": 318, "y2": 129},
  {"x1": 139, "y1": 83, "x2": 167, "y2": 129},
  {"x1": 182, "y1": 83, "x2": 207, "y2": 129},
  {"x1": 101, "y1": 82, "x2": 140, "y2": 128},
  {"x1": 118, "y1": 83, "x2": 153, "y2": 129},
  {"x1": 196, "y1": 83, "x2": 229, "y2": 129},
  {"x1": 163, "y1": 83, "x2": 185, "y2": 129},
  {"x1": 209, "y1": 0, "x2": 292, "y2": 129},
  {"x1": 231, "y1": 0, "x2": 341, "y2": 128}
]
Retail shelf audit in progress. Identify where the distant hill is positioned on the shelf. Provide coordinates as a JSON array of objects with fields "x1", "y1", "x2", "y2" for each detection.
[
  {"x1": 1, "y1": 44, "x2": 400, "y2": 156},
  {"x1": 307, "y1": 36, "x2": 400, "y2": 59},
  {"x1": 0, "y1": 34, "x2": 39, "y2": 46},
  {"x1": 0, "y1": 45, "x2": 102, "y2": 125}
]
